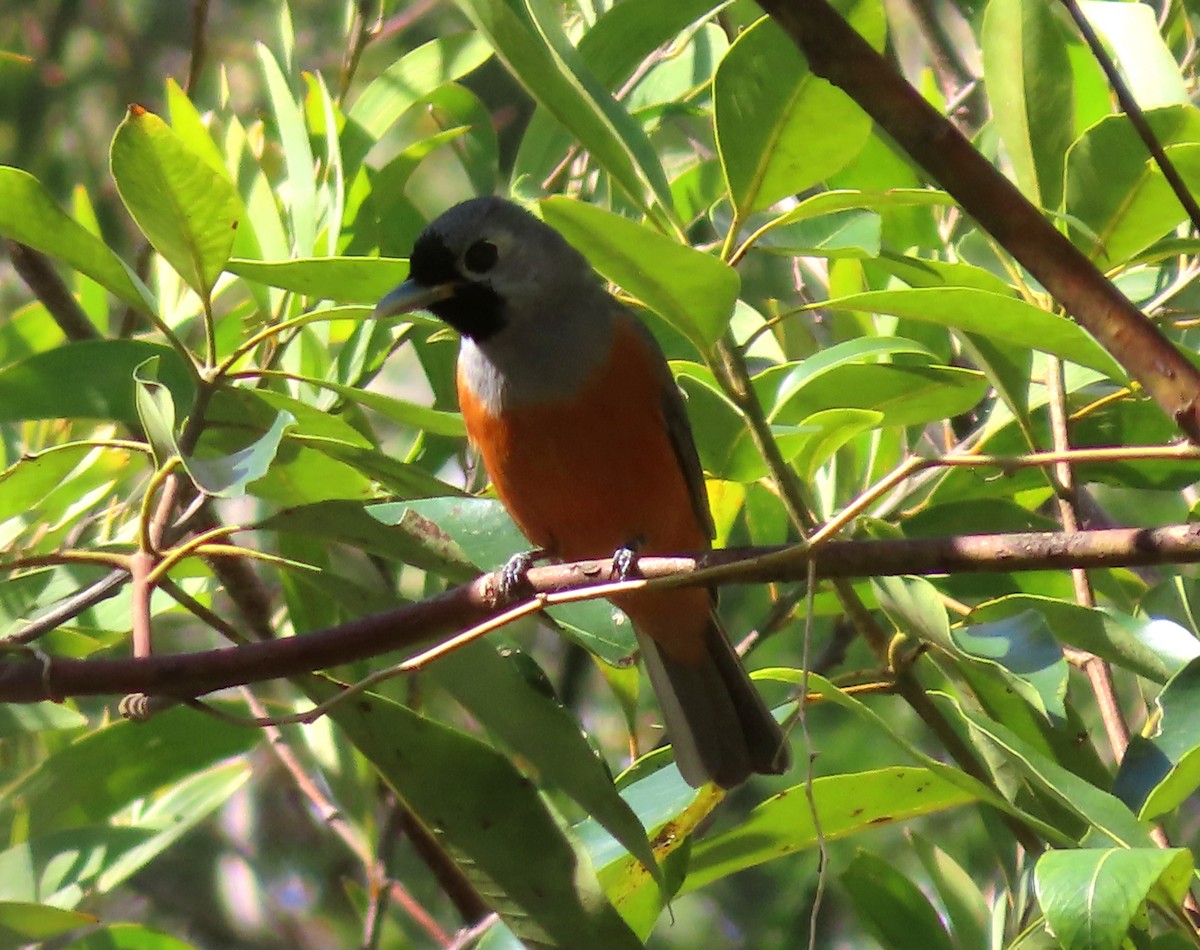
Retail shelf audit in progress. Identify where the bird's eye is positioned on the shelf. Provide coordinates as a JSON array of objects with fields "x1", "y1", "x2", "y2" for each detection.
[{"x1": 463, "y1": 239, "x2": 499, "y2": 274}]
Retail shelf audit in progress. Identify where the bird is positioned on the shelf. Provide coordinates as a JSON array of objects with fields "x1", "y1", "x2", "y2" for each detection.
[{"x1": 374, "y1": 196, "x2": 791, "y2": 788}]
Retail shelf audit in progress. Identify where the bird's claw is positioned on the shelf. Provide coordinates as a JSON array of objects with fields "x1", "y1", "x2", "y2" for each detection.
[
  {"x1": 612, "y1": 544, "x2": 639, "y2": 581},
  {"x1": 499, "y1": 550, "x2": 538, "y2": 600}
]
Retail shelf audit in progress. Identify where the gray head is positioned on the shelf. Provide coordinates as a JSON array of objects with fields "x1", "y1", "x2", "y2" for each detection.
[{"x1": 376, "y1": 197, "x2": 601, "y2": 342}]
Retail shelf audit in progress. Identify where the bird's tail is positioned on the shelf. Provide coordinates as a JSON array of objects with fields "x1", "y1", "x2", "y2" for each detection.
[{"x1": 636, "y1": 612, "x2": 791, "y2": 789}]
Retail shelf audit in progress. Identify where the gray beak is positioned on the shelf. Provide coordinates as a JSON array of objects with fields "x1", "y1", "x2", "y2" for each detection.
[{"x1": 372, "y1": 279, "x2": 456, "y2": 319}]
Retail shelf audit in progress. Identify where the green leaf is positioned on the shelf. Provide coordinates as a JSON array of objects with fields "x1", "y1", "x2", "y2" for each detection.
[
  {"x1": 0, "y1": 902, "x2": 94, "y2": 942},
  {"x1": 1065, "y1": 105, "x2": 1200, "y2": 267},
  {"x1": 1112, "y1": 657, "x2": 1200, "y2": 818},
  {"x1": 840, "y1": 850, "x2": 955, "y2": 950},
  {"x1": 62, "y1": 922, "x2": 201, "y2": 949},
  {"x1": 873, "y1": 575, "x2": 952, "y2": 646},
  {"x1": 1078, "y1": 1, "x2": 1188, "y2": 108},
  {"x1": 821, "y1": 287, "x2": 1127, "y2": 379},
  {"x1": 7, "y1": 708, "x2": 257, "y2": 837},
  {"x1": 344, "y1": 34, "x2": 493, "y2": 173},
  {"x1": 575, "y1": 764, "x2": 717, "y2": 936},
  {"x1": 133, "y1": 357, "x2": 179, "y2": 468},
  {"x1": 909, "y1": 833, "x2": 991, "y2": 950},
  {"x1": 401, "y1": 497, "x2": 637, "y2": 662},
  {"x1": 226, "y1": 257, "x2": 410, "y2": 303},
  {"x1": 982, "y1": 0, "x2": 1073, "y2": 208},
  {"x1": 0, "y1": 702, "x2": 86, "y2": 738},
  {"x1": 0, "y1": 167, "x2": 154, "y2": 314},
  {"x1": 539, "y1": 197, "x2": 739, "y2": 348},
  {"x1": 947, "y1": 698, "x2": 1154, "y2": 847},
  {"x1": 769, "y1": 362, "x2": 989, "y2": 431},
  {"x1": 714, "y1": 6, "x2": 883, "y2": 216},
  {"x1": 682, "y1": 767, "x2": 977, "y2": 893},
  {"x1": 1035, "y1": 848, "x2": 1192, "y2": 950},
  {"x1": 185, "y1": 410, "x2": 296, "y2": 498},
  {"x1": 969, "y1": 595, "x2": 1200, "y2": 684},
  {"x1": 0, "y1": 445, "x2": 101, "y2": 526},
  {"x1": 270, "y1": 368, "x2": 466, "y2": 437},
  {"x1": 953, "y1": 610, "x2": 1069, "y2": 721},
  {"x1": 0, "y1": 341, "x2": 194, "y2": 425},
  {"x1": 323, "y1": 685, "x2": 641, "y2": 948},
  {"x1": 260, "y1": 500, "x2": 476, "y2": 581},
  {"x1": 455, "y1": 0, "x2": 671, "y2": 216},
  {"x1": 783, "y1": 673, "x2": 1066, "y2": 843},
  {"x1": 257, "y1": 44, "x2": 316, "y2": 256},
  {"x1": 514, "y1": 0, "x2": 721, "y2": 188},
  {"x1": 427, "y1": 641, "x2": 664, "y2": 895},
  {"x1": 110, "y1": 105, "x2": 240, "y2": 299},
  {"x1": 0, "y1": 765, "x2": 247, "y2": 910}
]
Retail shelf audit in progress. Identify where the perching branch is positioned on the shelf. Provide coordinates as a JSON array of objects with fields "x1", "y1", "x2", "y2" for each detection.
[{"x1": 5, "y1": 522, "x2": 1200, "y2": 704}]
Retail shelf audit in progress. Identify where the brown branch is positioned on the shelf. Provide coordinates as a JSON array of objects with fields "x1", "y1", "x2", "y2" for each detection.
[
  {"x1": 6, "y1": 523, "x2": 1200, "y2": 704},
  {"x1": 6, "y1": 240, "x2": 98, "y2": 342},
  {"x1": 184, "y1": 0, "x2": 210, "y2": 95},
  {"x1": 754, "y1": 0, "x2": 1200, "y2": 441}
]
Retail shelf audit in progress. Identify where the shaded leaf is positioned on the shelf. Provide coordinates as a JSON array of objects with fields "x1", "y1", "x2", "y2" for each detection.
[{"x1": 0, "y1": 341, "x2": 194, "y2": 425}]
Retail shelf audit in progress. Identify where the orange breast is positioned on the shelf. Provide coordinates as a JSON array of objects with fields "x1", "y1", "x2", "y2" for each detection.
[{"x1": 458, "y1": 317, "x2": 712, "y2": 662}]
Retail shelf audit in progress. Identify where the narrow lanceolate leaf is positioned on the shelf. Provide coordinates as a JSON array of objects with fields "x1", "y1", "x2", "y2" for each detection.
[
  {"x1": 982, "y1": 0, "x2": 1073, "y2": 209},
  {"x1": 110, "y1": 105, "x2": 240, "y2": 299},
  {"x1": 322, "y1": 685, "x2": 641, "y2": 949},
  {"x1": 681, "y1": 768, "x2": 977, "y2": 893},
  {"x1": 822, "y1": 287, "x2": 1127, "y2": 379},
  {"x1": 1065, "y1": 105, "x2": 1200, "y2": 268},
  {"x1": 714, "y1": 4, "x2": 884, "y2": 217},
  {"x1": 539, "y1": 197, "x2": 738, "y2": 348},
  {"x1": 0, "y1": 340, "x2": 195, "y2": 425},
  {"x1": 840, "y1": 850, "x2": 955, "y2": 950},
  {"x1": 454, "y1": 0, "x2": 672, "y2": 217},
  {"x1": 0, "y1": 167, "x2": 154, "y2": 314},
  {"x1": 1035, "y1": 848, "x2": 1192, "y2": 950},
  {"x1": 343, "y1": 33, "x2": 493, "y2": 172},
  {"x1": 427, "y1": 642, "x2": 665, "y2": 896},
  {"x1": 226, "y1": 257, "x2": 410, "y2": 303},
  {"x1": 257, "y1": 44, "x2": 317, "y2": 257}
]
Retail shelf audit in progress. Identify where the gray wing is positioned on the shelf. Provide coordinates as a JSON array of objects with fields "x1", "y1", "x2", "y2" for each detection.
[{"x1": 624, "y1": 313, "x2": 716, "y2": 545}]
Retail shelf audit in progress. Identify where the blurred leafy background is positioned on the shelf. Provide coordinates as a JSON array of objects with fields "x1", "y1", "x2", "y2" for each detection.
[{"x1": 4, "y1": 0, "x2": 1200, "y2": 947}]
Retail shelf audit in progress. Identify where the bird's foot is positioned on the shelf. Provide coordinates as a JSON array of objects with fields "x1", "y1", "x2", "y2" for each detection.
[
  {"x1": 499, "y1": 549, "x2": 544, "y2": 600},
  {"x1": 611, "y1": 541, "x2": 641, "y2": 582}
]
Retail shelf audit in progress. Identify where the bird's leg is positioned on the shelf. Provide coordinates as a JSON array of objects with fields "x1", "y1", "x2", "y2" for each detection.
[
  {"x1": 499, "y1": 548, "x2": 547, "y2": 599},
  {"x1": 611, "y1": 538, "x2": 644, "y2": 581}
]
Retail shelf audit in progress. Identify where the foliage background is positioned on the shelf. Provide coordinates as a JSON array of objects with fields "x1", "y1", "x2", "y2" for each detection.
[{"x1": 4, "y1": 0, "x2": 1200, "y2": 948}]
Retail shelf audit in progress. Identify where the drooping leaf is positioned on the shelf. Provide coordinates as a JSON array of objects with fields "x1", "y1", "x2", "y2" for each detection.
[
  {"x1": 323, "y1": 684, "x2": 642, "y2": 948},
  {"x1": 539, "y1": 197, "x2": 738, "y2": 348},
  {"x1": 0, "y1": 167, "x2": 154, "y2": 314}
]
